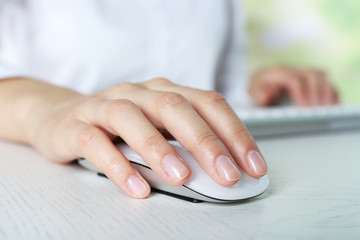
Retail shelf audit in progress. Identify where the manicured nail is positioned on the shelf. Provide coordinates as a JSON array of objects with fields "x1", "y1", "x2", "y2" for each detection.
[
  {"x1": 248, "y1": 150, "x2": 267, "y2": 175},
  {"x1": 126, "y1": 175, "x2": 149, "y2": 198},
  {"x1": 162, "y1": 154, "x2": 190, "y2": 180},
  {"x1": 216, "y1": 155, "x2": 241, "y2": 181}
]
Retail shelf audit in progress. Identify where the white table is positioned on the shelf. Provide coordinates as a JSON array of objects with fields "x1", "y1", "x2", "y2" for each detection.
[{"x1": 1, "y1": 130, "x2": 360, "y2": 240}]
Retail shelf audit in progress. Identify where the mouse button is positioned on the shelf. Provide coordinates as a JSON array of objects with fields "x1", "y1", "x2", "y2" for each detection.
[
  {"x1": 169, "y1": 141, "x2": 200, "y2": 165},
  {"x1": 237, "y1": 169, "x2": 263, "y2": 184},
  {"x1": 133, "y1": 164, "x2": 162, "y2": 185},
  {"x1": 233, "y1": 173, "x2": 269, "y2": 191},
  {"x1": 134, "y1": 164, "x2": 207, "y2": 201},
  {"x1": 116, "y1": 143, "x2": 147, "y2": 165},
  {"x1": 185, "y1": 169, "x2": 269, "y2": 200},
  {"x1": 168, "y1": 141, "x2": 269, "y2": 200},
  {"x1": 170, "y1": 144, "x2": 208, "y2": 181},
  {"x1": 190, "y1": 177, "x2": 268, "y2": 200}
]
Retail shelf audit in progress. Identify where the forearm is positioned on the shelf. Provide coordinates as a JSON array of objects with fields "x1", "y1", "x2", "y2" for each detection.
[{"x1": 0, "y1": 78, "x2": 83, "y2": 144}]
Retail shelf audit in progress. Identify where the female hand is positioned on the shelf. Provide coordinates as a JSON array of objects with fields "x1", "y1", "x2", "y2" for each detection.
[
  {"x1": 22, "y1": 78, "x2": 267, "y2": 199},
  {"x1": 249, "y1": 67, "x2": 339, "y2": 106}
]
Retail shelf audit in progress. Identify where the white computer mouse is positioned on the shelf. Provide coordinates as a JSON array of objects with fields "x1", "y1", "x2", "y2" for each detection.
[{"x1": 78, "y1": 141, "x2": 269, "y2": 203}]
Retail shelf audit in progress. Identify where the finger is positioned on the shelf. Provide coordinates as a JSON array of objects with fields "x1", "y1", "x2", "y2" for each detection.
[
  {"x1": 249, "y1": 70, "x2": 284, "y2": 106},
  {"x1": 278, "y1": 71, "x2": 308, "y2": 106},
  {"x1": 182, "y1": 89, "x2": 268, "y2": 178},
  {"x1": 256, "y1": 84, "x2": 283, "y2": 106},
  {"x1": 249, "y1": 78, "x2": 278, "y2": 106},
  {"x1": 65, "y1": 121, "x2": 151, "y2": 199},
  {"x1": 251, "y1": 68, "x2": 308, "y2": 106},
  {"x1": 323, "y1": 83, "x2": 336, "y2": 105},
  {"x1": 316, "y1": 71, "x2": 330, "y2": 105},
  {"x1": 127, "y1": 87, "x2": 242, "y2": 186},
  {"x1": 319, "y1": 75, "x2": 339, "y2": 105},
  {"x1": 331, "y1": 88, "x2": 340, "y2": 104},
  {"x1": 84, "y1": 98, "x2": 191, "y2": 186},
  {"x1": 301, "y1": 70, "x2": 324, "y2": 106},
  {"x1": 141, "y1": 80, "x2": 266, "y2": 178}
]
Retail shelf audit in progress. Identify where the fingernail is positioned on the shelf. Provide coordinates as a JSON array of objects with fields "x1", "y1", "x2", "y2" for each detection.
[
  {"x1": 216, "y1": 155, "x2": 241, "y2": 181},
  {"x1": 126, "y1": 175, "x2": 149, "y2": 198},
  {"x1": 248, "y1": 150, "x2": 267, "y2": 175},
  {"x1": 162, "y1": 154, "x2": 190, "y2": 180}
]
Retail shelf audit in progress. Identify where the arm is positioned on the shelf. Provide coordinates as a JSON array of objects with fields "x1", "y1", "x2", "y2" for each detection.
[{"x1": 0, "y1": 77, "x2": 267, "y2": 199}]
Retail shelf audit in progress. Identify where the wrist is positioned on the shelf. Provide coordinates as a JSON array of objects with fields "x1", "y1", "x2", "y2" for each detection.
[
  {"x1": 0, "y1": 78, "x2": 84, "y2": 145},
  {"x1": 24, "y1": 83, "x2": 85, "y2": 147}
]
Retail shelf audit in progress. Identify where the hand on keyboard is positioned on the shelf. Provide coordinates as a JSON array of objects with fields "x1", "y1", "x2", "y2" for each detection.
[{"x1": 248, "y1": 67, "x2": 339, "y2": 107}]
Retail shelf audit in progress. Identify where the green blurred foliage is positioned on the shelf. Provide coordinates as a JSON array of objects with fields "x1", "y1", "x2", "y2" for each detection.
[{"x1": 244, "y1": 0, "x2": 360, "y2": 103}]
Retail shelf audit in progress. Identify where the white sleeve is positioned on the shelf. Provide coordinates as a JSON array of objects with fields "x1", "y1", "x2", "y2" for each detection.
[
  {"x1": 216, "y1": 0, "x2": 254, "y2": 107},
  {"x1": 0, "y1": 0, "x2": 29, "y2": 80},
  {"x1": 0, "y1": 61, "x2": 24, "y2": 79}
]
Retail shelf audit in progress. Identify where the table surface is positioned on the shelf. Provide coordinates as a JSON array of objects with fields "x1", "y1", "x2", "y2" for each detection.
[{"x1": 1, "y1": 130, "x2": 360, "y2": 240}]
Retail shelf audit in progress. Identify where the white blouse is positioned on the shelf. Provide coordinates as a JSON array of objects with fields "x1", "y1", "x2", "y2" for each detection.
[{"x1": 0, "y1": 0, "x2": 250, "y2": 105}]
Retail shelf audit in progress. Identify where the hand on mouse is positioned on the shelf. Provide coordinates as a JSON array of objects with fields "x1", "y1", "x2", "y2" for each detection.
[
  {"x1": 249, "y1": 67, "x2": 339, "y2": 106},
  {"x1": 0, "y1": 78, "x2": 267, "y2": 199}
]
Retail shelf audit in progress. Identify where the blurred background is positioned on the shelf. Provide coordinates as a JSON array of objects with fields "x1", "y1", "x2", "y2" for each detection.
[{"x1": 244, "y1": 0, "x2": 360, "y2": 104}]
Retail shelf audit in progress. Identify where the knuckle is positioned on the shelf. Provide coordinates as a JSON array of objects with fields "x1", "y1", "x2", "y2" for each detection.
[
  {"x1": 148, "y1": 77, "x2": 173, "y2": 85},
  {"x1": 303, "y1": 68, "x2": 314, "y2": 75},
  {"x1": 76, "y1": 96, "x2": 102, "y2": 113},
  {"x1": 77, "y1": 126, "x2": 101, "y2": 150},
  {"x1": 94, "y1": 83, "x2": 140, "y2": 99},
  {"x1": 304, "y1": 69, "x2": 325, "y2": 82},
  {"x1": 196, "y1": 131, "x2": 218, "y2": 147},
  {"x1": 142, "y1": 135, "x2": 164, "y2": 152},
  {"x1": 105, "y1": 99, "x2": 137, "y2": 122},
  {"x1": 304, "y1": 68, "x2": 324, "y2": 76},
  {"x1": 231, "y1": 126, "x2": 253, "y2": 145},
  {"x1": 115, "y1": 82, "x2": 139, "y2": 91},
  {"x1": 316, "y1": 70, "x2": 326, "y2": 77},
  {"x1": 317, "y1": 71, "x2": 328, "y2": 82},
  {"x1": 159, "y1": 92, "x2": 187, "y2": 109},
  {"x1": 274, "y1": 66, "x2": 286, "y2": 73},
  {"x1": 273, "y1": 66, "x2": 290, "y2": 76},
  {"x1": 287, "y1": 76, "x2": 302, "y2": 88},
  {"x1": 105, "y1": 156, "x2": 123, "y2": 175},
  {"x1": 282, "y1": 70, "x2": 299, "y2": 81},
  {"x1": 200, "y1": 91, "x2": 226, "y2": 105}
]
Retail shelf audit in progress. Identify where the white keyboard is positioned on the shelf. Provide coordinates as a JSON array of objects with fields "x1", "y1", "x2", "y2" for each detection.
[{"x1": 234, "y1": 105, "x2": 360, "y2": 137}]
